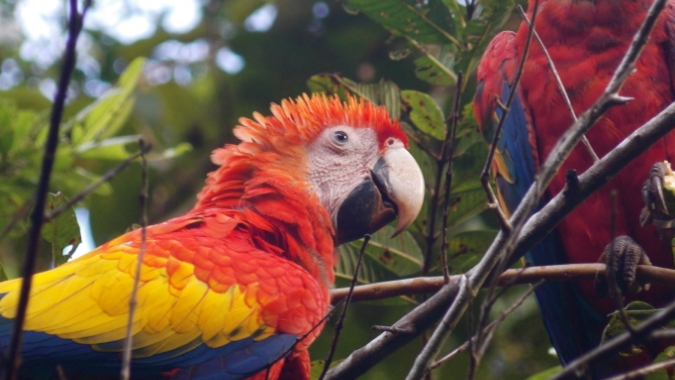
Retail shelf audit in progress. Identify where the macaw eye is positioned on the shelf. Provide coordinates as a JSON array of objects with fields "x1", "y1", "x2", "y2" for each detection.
[{"x1": 333, "y1": 131, "x2": 348, "y2": 145}]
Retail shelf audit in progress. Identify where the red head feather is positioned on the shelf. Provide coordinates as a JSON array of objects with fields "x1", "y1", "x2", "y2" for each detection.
[
  {"x1": 233, "y1": 93, "x2": 407, "y2": 151},
  {"x1": 191, "y1": 93, "x2": 407, "y2": 282}
]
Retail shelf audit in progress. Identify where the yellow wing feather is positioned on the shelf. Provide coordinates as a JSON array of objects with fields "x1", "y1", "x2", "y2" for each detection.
[{"x1": 0, "y1": 234, "x2": 278, "y2": 358}]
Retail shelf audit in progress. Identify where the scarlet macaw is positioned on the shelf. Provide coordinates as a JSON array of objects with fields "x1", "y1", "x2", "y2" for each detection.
[
  {"x1": 0, "y1": 94, "x2": 424, "y2": 379},
  {"x1": 474, "y1": 0, "x2": 675, "y2": 374}
]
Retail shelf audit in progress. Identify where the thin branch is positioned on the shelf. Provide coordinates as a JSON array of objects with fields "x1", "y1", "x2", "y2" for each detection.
[
  {"x1": 43, "y1": 146, "x2": 152, "y2": 223},
  {"x1": 3, "y1": 1, "x2": 91, "y2": 378},
  {"x1": 405, "y1": 275, "x2": 472, "y2": 380},
  {"x1": 318, "y1": 235, "x2": 370, "y2": 380},
  {"x1": 431, "y1": 283, "x2": 539, "y2": 370},
  {"x1": 120, "y1": 140, "x2": 149, "y2": 380},
  {"x1": 372, "y1": 325, "x2": 416, "y2": 334},
  {"x1": 515, "y1": 5, "x2": 598, "y2": 162},
  {"x1": 440, "y1": 72, "x2": 464, "y2": 282},
  {"x1": 551, "y1": 296, "x2": 675, "y2": 380},
  {"x1": 330, "y1": 264, "x2": 675, "y2": 303},
  {"x1": 604, "y1": 357, "x2": 675, "y2": 380},
  {"x1": 468, "y1": 282, "x2": 542, "y2": 380},
  {"x1": 267, "y1": 301, "x2": 344, "y2": 373}
]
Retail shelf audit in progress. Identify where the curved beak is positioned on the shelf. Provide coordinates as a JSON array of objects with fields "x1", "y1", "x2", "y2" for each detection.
[
  {"x1": 335, "y1": 146, "x2": 425, "y2": 244},
  {"x1": 378, "y1": 147, "x2": 425, "y2": 237}
]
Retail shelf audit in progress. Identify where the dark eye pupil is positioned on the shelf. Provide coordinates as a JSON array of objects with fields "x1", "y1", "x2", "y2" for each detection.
[{"x1": 335, "y1": 131, "x2": 348, "y2": 142}]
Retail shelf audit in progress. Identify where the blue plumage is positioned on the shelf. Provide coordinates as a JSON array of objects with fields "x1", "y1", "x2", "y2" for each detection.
[
  {"x1": 0, "y1": 312, "x2": 297, "y2": 380},
  {"x1": 493, "y1": 82, "x2": 609, "y2": 370}
]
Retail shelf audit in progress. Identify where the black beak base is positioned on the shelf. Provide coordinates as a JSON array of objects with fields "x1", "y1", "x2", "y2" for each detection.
[{"x1": 335, "y1": 163, "x2": 396, "y2": 245}]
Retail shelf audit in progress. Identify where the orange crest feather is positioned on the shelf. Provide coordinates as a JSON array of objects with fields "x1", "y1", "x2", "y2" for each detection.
[{"x1": 232, "y1": 93, "x2": 407, "y2": 151}]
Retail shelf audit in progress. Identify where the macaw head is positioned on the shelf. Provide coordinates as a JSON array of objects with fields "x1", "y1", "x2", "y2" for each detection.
[{"x1": 195, "y1": 93, "x2": 424, "y2": 251}]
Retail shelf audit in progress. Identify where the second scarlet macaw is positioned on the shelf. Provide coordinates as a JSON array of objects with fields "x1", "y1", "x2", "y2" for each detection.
[
  {"x1": 0, "y1": 94, "x2": 424, "y2": 379},
  {"x1": 475, "y1": 0, "x2": 675, "y2": 375}
]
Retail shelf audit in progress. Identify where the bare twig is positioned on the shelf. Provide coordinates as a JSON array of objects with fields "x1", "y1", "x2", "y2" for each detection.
[
  {"x1": 330, "y1": 264, "x2": 675, "y2": 303},
  {"x1": 468, "y1": 282, "x2": 542, "y2": 380},
  {"x1": 439, "y1": 73, "x2": 464, "y2": 283},
  {"x1": 405, "y1": 275, "x2": 472, "y2": 380},
  {"x1": 120, "y1": 140, "x2": 149, "y2": 380},
  {"x1": 372, "y1": 325, "x2": 416, "y2": 334},
  {"x1": 267, "y1": 301, "x2": 344, "y2": 374},
  {"x1": 604, "y1": 357, "x2": 675, "y2": 380},
  {"x1": 515, "y1": 5, "x2": 598, "y2": 162},
  {"x1": 318, "y1": 235, "x2": 370, "y2": 380},
  {"x1": 43, "y1": 146, "x2": 152, "y2": 223},
  {"x1": 551, "y1": 296, "x2": 675, "y2": 380},
  {"x1": 4, "y1": 1, "x2": 91, "y2": 378},
  {"x1": 431, "y1": 283, "x2": 539, "y2": 369}
]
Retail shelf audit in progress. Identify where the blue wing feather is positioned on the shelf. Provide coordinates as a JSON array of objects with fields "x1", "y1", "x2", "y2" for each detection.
[
  {"x1": 493, "y1": 82, "x2": 609, "y2": 369},
  {"x1": 0, "y1": 313, "x2": 297, "y2": 380}
]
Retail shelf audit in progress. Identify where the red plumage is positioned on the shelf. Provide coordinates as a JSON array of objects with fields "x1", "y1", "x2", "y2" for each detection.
[
  {"x1": 517, "y1": 0, "x2": 675, "y2": 311},
  {"x1": 475, "y1": 0, "x2": 675, "y2": 375}
]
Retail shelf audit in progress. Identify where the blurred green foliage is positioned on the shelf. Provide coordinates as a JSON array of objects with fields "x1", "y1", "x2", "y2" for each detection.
[{"x1": 0, "y1": 0, "x2": 560, "y2": 378}]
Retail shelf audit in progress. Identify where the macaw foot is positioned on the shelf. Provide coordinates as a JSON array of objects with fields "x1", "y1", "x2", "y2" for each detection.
[
  {"x1": 641, "y1": 161, "x2": 675, "y2": 245},
  {"x1": 595, "y1": 236, "x2": 652, "y2": 298}
]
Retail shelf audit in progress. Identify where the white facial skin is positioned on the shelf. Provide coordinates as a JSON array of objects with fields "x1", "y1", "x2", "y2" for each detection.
[
  {"x1": 306, "y1": 125, "x2": 382, "y2": 222},
  {"x1": 306, "y1": 124, "x2": 425, "y2": 242}
]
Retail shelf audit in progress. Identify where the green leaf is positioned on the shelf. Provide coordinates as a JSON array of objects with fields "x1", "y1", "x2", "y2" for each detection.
[
  {"x1": 454, "y1": 102, "x2": 484, "y2": 157},
  {"x1": 41, "y1": 192, "x2": 81, "y2": 266},
  {"x1": 402, "y1": 90, "x2": 445, "y2": 140},
  {"x1": 646, "y1": 346, "x2": 675, "y2": 380},
  {"x1": 346, "y1": 0, "x2": 457, "y2": 45},
  {"x1": 0, "y1": 262, "x2": 8, "y2": 282},
  {"x1": 337, "y1": 225, "x2": 424, "y2": 281},
  {"x1": 307, "y1": 74, "x2": 352, "y2": 100},
  {"x1": 451, "y1": 142, "x2": 488, "y2": 194},
  {"x1": 446, "y1": 229, "x2": 497, "y2": 273},
  {"x1": 525, "y1": 365, "x2": 562, "y2": 380},
  {"x1": 447, "y1": 229, "x2": 497, "y2": 272},
  {"x1": 308, "y1": 74, "x2": 402, "y2": 120},
  {"x1": 0, "y1": 102, "x2": 15, "y2": 158},
  {"x1": 446, "y1": 188, "x2": 488, "y2": 229},
  {"x1": 76, "y1": 135, "x2": 141, "y2": 160},
  {"x1": 71, "y1": 57, "x2": 145, "y2": 145},
  {"x1": 411, "y1": 42, "x2": 457, "y2": 86},
  {"x1": 149, "y1": 142, "x2": 193, "y2": 159},
  {"x1": 600, "y1": 301, "x2": 670, "y2": 356},
  {"x1": 407, "y1": 137, "x2": 436, "y2": 189},
  {"x1": 354, "y1": 79, "x2": 401, "y2": 120}
]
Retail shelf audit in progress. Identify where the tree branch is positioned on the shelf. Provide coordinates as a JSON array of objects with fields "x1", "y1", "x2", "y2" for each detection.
[
  {"x1": 318, "y1": 235, "x2": 370, "y2": 380},
  {"x1": 121, "y1": 140, "x2": 149, "y2": 380},
  {"x1": 3, "y1": 1, "x2": 91, "y2": 378},
  {"x1": 551, "y1": 296, "x2": 675, "y2": 380},
  {"x1": 330, "y1": 264, "x2": 675, "y2": 304}
]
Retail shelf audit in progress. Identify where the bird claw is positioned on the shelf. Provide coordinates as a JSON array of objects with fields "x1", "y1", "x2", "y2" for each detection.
[
  {"x1": 641, "y1": 161, "x2": 675, "y2": 244},
  {"x1": 642, "y1": 162, "x2": 669, "y2": 218},
  {"x1": 595, "y1": 236, "x2": 652, "y2": 299}
]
